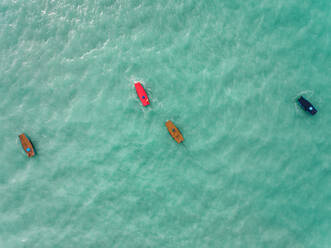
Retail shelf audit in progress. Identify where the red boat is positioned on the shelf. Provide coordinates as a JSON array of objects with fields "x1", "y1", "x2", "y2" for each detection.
[
  {"x1": 19, "y1": 133, "x2": 35, "y2": 157},
  {"x1": 135, "y1": 82, "x2": 150, "y2": 106}
]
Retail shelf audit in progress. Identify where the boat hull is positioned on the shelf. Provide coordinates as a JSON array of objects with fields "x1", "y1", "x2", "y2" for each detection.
[
  {"x1": 135, "y1": 82, "x2": 150, "y2": 106},
  {"x1": 19, "y1": 134, "x2": 35, "y2": 157},
  {"x1": 166, "y1": 120, "x2": 184, "y2": 144},
  {"x1": 298, "y1": 96, "x2": 317, "y2": 115}
]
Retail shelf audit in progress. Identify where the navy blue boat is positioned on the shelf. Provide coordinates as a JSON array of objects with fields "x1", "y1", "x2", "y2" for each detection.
[{"x1": 298, "y1": 96, "x2": 317, "y2": 115}]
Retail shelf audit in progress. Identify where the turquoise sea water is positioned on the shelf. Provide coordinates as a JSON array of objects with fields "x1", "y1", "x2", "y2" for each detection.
[{"x1": 1, "y1": 0, "x2": 330, "y2": 247}]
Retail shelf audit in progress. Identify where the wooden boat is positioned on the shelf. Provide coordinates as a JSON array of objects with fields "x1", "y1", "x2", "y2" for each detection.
[
  {"x1": 135, "y1": 82, "x2": 150, "y2": 106},
  {"x1": 298, "y1": 96, "x2": 317, "y2": 115},
  {"x1": 19, "y1": 133, "x2": 35, "y2": 157},
  {"x1": 165, "y1": 120, "x2": 184, "y2": 144}
]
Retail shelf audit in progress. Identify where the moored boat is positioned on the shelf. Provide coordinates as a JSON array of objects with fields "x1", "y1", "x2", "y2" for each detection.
[
  {"x1": 298, "y1": 96, "x2": 317, "y2": 115},
  {"x1": 165, "y1": 120, "x2": 184, "y2": 144},
  {"x1": 135, "y1": 82, "x2": 150, "y2": 106},
  {"x1": 19, "y1": 133, "x2": 35, "y2": 157}
]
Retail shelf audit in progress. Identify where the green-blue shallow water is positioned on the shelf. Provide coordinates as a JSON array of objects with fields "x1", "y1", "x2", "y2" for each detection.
[{"x1": 1, "y1": 1, "x2": 330, "y2": 247}]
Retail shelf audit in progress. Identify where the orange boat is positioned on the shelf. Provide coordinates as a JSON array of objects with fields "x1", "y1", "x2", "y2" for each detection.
[
  {"x1": 165, "y1": 120, "x2": 184, "y2": 144},
  {"x1": 19, "y1": 134, "x2": 35, "y2": 157}
]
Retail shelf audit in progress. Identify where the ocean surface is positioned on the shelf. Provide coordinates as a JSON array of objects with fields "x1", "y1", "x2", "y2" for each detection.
[{"x1": 0, "y1": 0, "x2": 330, "y2": 247}]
